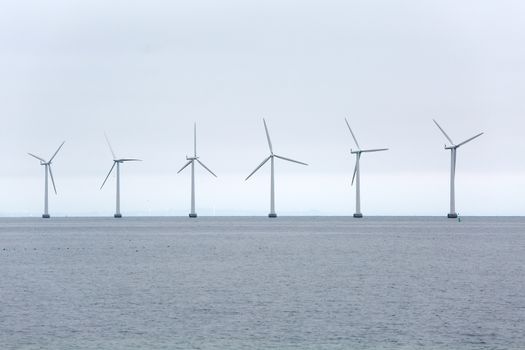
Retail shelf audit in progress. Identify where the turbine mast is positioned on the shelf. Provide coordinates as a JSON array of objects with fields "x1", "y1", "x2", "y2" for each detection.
[
  {"x1": 448, "y1": 148, "x2": 457, "y2": 218},
  {"x1": 269, "y1": 156, "x2": 276, "y2": 218},
  {"x1": 43, "y1": 164, "x2": 50, "y2": 218},
  {"x1": 354, "y1": 154, "x2": 362, "y2": 218},
  {"x1": 115, "y1": 162, "x2": 122, "y2": 218},
  {"x1": 190, "y1": 160, "x2": 196, "y2": 218}
]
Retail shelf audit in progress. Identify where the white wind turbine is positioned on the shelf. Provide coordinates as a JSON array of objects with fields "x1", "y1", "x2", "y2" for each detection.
[
  {"x1": 345, "y1": 119, "x2": 388, "y2": 218},
  {"x1": 246, "y1": 118, "x2": 308, "y2": 218},
  {"x1": 28, "y1": 141, "x2": 65, "y2": 218},
  {"x1": 433, "y1": 119, "x2": 483, "y2": 218},
  {"x1": 177, "y1": 123, "x2": 217, "y2": 218},
  {"x1": 100, "y1": 134, "x2": 141, "y2": 218}
]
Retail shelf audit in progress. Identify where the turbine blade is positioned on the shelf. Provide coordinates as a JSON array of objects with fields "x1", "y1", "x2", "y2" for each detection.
[
  {"x1": 456, "y1": 132, "x2": 484, "y2": 147},
  {"x1": 48, "y1": 165, "x2": 57, "y2": 194},
  {"x1": 104, "y1": 133, "x2": 116, "y2": 159},
  {"x1": 351, "y1": 154, "x2": 360, "y2": 186},
  {"x1": 433, "y1": 119, "x2": 455, "y2": 145},
  {"x1": 263, "y1": 118, "x2": 273, "y2": 154},
  {"x1": 345, "y1": 118, "x2": 360, "y2": 149},
  {"x1": 274, "y1": 154, "x2": 308, "y2": 166},
  {"x1": 49, "y1": 141, "x2": 65, "y2": 163},
  {"x1": 177, "y1": 160, "x2": 192, "y2": 174},
  {"x1": 194, "y1": 123, "x2": 197, "y2": 157},
  {"x1": 360, "y1": 148, "x2": 389, "y2": 153},
  {"x1": 351, "y1": 164, "x2": 357, "y2": 186},
  {"x1": 245, "y1": 156, "x2": 271, "y2": 181},
  {"x1": 197, "y1": 159, "x2": 217, "y2": 177},
  {"x1": 28, "y1": 153, "x2": 45, "y2": 162},
  {"x1": 100, "y1": 162, "x2": 116, "y2": 189}
]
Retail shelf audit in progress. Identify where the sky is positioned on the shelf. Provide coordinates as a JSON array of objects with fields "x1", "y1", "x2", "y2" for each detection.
[{"x1": 0, "y1": 0, "x2": 524, "y2": 216}]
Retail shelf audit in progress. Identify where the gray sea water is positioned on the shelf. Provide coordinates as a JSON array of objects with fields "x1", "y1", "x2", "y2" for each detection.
[{"x1": 1, "y1": 217, "x2": 524, "y2": 349}]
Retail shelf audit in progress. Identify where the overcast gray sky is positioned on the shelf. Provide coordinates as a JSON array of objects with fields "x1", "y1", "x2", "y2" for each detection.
[{"x1": 1, "y1": 0, "x2": 524, "y2": 216}]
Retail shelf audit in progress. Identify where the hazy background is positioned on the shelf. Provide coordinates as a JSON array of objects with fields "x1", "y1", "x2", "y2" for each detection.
[{"x1": 0, "y1": 0, "x2": 524, "y2": 216}]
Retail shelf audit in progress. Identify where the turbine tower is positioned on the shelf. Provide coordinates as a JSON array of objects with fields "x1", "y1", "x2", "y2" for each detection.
[
  {"x1": 345, "y1": 119, "x2": 388, "y2": 218},
  {"x1": 246, "y1": 118, "x2": 308, "y2": 218},
  {"x1": 177, "y1": 123, "x2": 217, "y2": 218},
  {"x1": 433, "y1": 119, "x2": 483, "y2": 218},
  {"x1": 28, "y1": 141, "x2": 65, "y2": 218},
  {"x1": 100, "y1": 134, "x2": 141, "y2": 218}
]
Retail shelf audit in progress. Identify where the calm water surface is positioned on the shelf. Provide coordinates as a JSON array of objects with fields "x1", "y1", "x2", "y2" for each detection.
[{"x1": 1, "y1": 217, "x2": 524, "y2": 349}]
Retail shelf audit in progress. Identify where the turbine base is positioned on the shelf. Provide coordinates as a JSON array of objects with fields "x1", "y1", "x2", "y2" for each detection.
[
  {"x1": 447, "y1": 213, "x2": 458, "y2": 219},
  {"x1": 353, "y1": 213, "x2": 363, "y2": 218},
  {"x1": 189, "y1": 213, "x2": 198, "y2": 218},
  {"x1": 42, "y1": 214, "x2": 50, "y2": 219},
  {"x1": 268, "y1": 213, "x2": 277, "y2": 218},
  {"x1": 114, "y1": 213, "x2": 122, "y2": 218}
]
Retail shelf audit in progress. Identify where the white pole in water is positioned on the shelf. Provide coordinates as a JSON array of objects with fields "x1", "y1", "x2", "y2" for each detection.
[
  {"x1": 190, "y1": 160, "x2": 196, "y2": 217},
  {"x1": 354, "y1": 154, "x2": 362, "y2": 218},
  {"x1": 448, "y1": 148, "x2": 457, "y2": 218},
  {"x1": 269, "y1": 156, "x2": 276, "y2": 218},
  {"x1": 43, "y1": 164, "x2": 49, "y2": 218},
  {"x1": 115, "y1": 162, "x2": 122, "y2": 218}
]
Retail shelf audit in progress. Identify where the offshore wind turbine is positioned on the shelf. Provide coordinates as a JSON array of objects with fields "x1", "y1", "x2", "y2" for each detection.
[
  {"x1": 28, "y1": 141, "x2": 65, "y2": 218},
  {"x1": 345, "y1": 119, "x2": 388, "y2": 218},
  {"x1": 246, "y1": 118, "x2": 308, "y2": 218},
  {"x1": 100, "y1": 134, "x2": 141, "y2": 218},
  {"x1": 177, "y1": 123, "x2": 217, "y2": 218},
  {"x1": 433, "y1": 119, "x2": 483, "y2": 218}
]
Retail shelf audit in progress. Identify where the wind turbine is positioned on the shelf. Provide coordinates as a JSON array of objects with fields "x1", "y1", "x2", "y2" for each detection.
[
  {"x1": 245, "y1": 118, "x2": 308, "y2": 218},
  {"x1": 177, "y1": 123, "x2": 217, "y2": 218},
  {"x1": 345, "y1": 119, "x2": 388, "y2": 218},
  {"x1": 433, "y1": 119, "x2": 483, "y2": 218},
  {"x1": 100, "y1": 134, "x2": 141, "y2": 218},
  {"x1": 28, "y1": 141, "x2": 65, "y2": 218}
]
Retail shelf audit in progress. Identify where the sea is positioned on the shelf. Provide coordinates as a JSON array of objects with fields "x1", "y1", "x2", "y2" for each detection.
[{"x1": 0, "y1": 216, "x2": 524, "y2": 349}]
